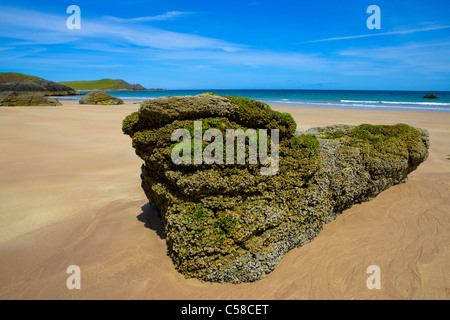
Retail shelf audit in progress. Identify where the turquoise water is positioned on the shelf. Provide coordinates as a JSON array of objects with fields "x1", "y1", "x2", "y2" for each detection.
[{"x1": 59, "y1": 90, "x2": 450, "y2": 112}]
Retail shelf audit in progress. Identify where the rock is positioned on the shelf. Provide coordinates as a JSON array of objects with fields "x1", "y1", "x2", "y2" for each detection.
[
  {"x1": 79, "y1": 91, "x2": 124, "y2": 105},
  {"x1": 59, "y1": 79, "x2": 150, "y2": 91},
  {"x1": 423, "y1": 94, "x2": 438, "y2": 99},
  {"x1": 122, "y1": 94, "x2": 429, "y2": 283},
  {"x1": 0, "y1": 91, "x2": 62, "y2": 106},
  {"x1": 128, "y1": 83, "x2": 148, "y2": 91},
  {"x1": 0, "y1": 79, "x2": 77, "y2": 96}
]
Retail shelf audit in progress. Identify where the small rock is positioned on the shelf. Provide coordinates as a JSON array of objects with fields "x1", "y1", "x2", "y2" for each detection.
[
  {"x1": 0, "y1": 91, "x2": 62, "y2": 106},
  {"x1": 423, "y1": 94, "x2": 438, "y2": 99}
]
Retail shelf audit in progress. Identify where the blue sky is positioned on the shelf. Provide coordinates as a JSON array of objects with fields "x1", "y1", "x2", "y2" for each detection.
[{"x1": 0, "y1": 0, "x2": 449, "y2": 90}]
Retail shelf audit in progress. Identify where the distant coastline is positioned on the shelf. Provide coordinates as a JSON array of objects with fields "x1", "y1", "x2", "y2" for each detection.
[
  {"x1": 76, "y1": 88, "x2": 168, "y2": 93},
  {"x1": 59, "y1": 79, "x2": 167, "y2": 92},
  {"x1": 57, "y1": 89, "x2": 450, "y2": 112}
]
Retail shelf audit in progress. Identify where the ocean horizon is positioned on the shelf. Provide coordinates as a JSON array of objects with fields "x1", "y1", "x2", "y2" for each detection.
[{"x1": 57, "y1": 89, "x2": 450, "y2": 112}]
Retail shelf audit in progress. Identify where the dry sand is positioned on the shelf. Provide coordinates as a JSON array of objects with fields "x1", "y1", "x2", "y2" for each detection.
[{"x1": 0, "y1": 100, "x2": 448, "y2": 300}]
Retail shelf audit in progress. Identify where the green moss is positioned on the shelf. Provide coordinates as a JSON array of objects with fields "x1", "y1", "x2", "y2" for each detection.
[
  {"x1": 59, "y1": 79, "x2": 142, "y2": 91},
  {"x1": 225, "y1": 95, "x2": 270, "y2": 111},
  {"x1": 184, "y1": 117, "x2": 239, "y2": 136},
  {"x1": 319, "y1": 123, "x2": 427, "y2": 177},
  {"x1": 201, "y1": 92, "x2": 221, "y2": 97},
  {"x1": 275, "y1": 111, "x2": 296, "y2": 124},
  {"x1": 349, "y1": 123, "x2": 413, "y2": 143},
  {"x1": 0, "y1": 72, "x2": 42, "y2": 83},
  {"x1": 122, "y1": 95, "x2": 298, "y2": 139},
  {"x1": 193, "y1": 204, "x2": 205, "y2": 220},
  {"x1": 224, "y1": 95, "x2": 297, "y2": 138},
  {"x1": 215, "y1": 214, "x2": 237, "y2": 235},
  {"x1": 122, "y1": 112, "x2": 141, "y2": 136},
  {"x1": 322, "y1": 131, "x2": 345, "y2": 139},
  {"x1": 321, "y1": 124, "x2": 414, "y2": 142},
  {"x1": 291, "y1": 134, "x2": 319, "y2": 151},
  {"x1": 279, "y1": 134, "x2": 321, "y2": 176}
]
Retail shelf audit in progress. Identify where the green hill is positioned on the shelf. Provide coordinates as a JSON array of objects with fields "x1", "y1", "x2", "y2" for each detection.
[
  {"x1": 59, "y1": 79, "x2": 149, "y2": 91},
  {"x1": 0, "y1": 72, "x2": 77, "y2": 96},
  {"x1": 0, "y1": 72, "x2": 43, "y2": 83}
]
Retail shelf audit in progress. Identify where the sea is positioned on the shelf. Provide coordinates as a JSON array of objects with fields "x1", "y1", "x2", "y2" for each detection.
[{"x1": 58, "y1": 90, "x2": 450, "y2": 112}]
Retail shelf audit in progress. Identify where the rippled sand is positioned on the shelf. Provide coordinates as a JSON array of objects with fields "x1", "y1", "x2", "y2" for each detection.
[{"x1": 0, "y1": 101, "x2": 448, "y2": 299}]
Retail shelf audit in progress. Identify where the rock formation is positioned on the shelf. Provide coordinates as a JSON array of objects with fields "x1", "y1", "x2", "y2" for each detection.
[
  {"x1": 0, "y1": 73, "x2": 77, "y2": 96},
  {"x1": 123, "y1": 94, "x2": 429, "y2": 283},
  {"x1": 79, "y1": 91, "x2": 124, "y2": 105},
  {"x1": 423, "y1": 94, "x2": 438, "y2": 99},
  {"x1": 0, "y1": 91, "x2": 62, "y2": 106},
  {"x1": 59, "y1": 79, "x2": 150, "y2": 91}
]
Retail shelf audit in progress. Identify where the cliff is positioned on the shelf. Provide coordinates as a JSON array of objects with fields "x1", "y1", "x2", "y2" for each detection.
[
  {"x1": 0, "y1": 72, "x2": 77, "y2": 96},
  {"x1": 58, "y1": 79, "x2": 162, "y2": 91}
]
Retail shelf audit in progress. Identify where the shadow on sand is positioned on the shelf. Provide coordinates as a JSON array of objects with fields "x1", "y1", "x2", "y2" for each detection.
[{"x1": 137, "y1": 203, "x2": 166, "y2": 240}]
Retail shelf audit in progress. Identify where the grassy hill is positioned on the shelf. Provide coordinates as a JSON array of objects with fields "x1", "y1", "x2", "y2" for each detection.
[
  {"x1": 0, "y1": 72, "x2": 77, "y2": 96},
  {"x1": 59, "y1": 79, "x2": 148, "y2": 91},
  {"x1": 0, "y1": 72, "x2": 43, "y2": 83}
]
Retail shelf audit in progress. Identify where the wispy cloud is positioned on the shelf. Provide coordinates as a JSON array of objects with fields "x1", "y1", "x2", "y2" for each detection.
[
  {"x1": 1, "y1": 3, "x2": 449, "y2": 88},
  {"x1": 298, "y1": 25, "x2": 450, "y2": 44},
  {"x1": 104, "y1": 11, "x2": 192, "y2": 23},
  {"x1": 336, "y1": 41, "x2": 450, "y2": 73},
  {"x1": 139, "y1": 48, "x2": 330, "y2": 71},
  {"x1": 0, "y1": 4, "x2": 330, "y2": 71},
  {"x1": 0, "y1": 5, "x2": 240, "y2": 51},
  {"x1": 247, "y1": 1, "x2": 263, "y2": 6}
]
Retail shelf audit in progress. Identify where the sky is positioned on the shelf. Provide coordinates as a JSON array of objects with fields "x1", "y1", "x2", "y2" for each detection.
[{"x1": 0, "y1": 0, "x2": 449, "y2": 90}]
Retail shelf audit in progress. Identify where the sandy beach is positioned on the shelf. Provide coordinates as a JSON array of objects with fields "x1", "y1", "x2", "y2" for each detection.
[{"x1": 0, "y1": 100, "x2": 448, "y2": 300}]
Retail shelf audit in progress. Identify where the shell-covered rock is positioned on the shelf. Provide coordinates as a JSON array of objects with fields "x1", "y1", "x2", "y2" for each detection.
[
  {"x1": 79, "y1": 91, "x2": 124, "y2": 105},
  {"x1": 123, "y1": 94, "x2": 429, "y2": 283},
  {"x1": 0, "y1": 91, "x2": 62, "y2": 106}
]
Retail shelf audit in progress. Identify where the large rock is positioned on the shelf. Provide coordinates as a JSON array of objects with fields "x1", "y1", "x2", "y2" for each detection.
[
  {"x1": 0, "y1": 79, "x2": 77, "y2": 96},
  {"x1": 79, "y1": 91, "x2": 124, "y2": 105},
  {"x1": 423, "y1": 94, "x2": 438, "y2": 99},
  {"x1": 0, "y1": 91, "x2": 62, "y2": 106},
  {"x1": 123, "y1": 94, "x2": 429, "y2": 283}
]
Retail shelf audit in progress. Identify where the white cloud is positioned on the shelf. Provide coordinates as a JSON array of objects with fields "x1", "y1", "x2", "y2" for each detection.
[
  {"x1": 140, "y1": 48, "x2": 330, "y2": 71},
  {"x1": 336, "y1": 41, "x2": 450, "y2": 73},
  {"x1": 0, "y1": 4, "x2": 329, "y2": 71},
  {"x1": 0, "y1": 5, "x2": 240, "y2": 51},
  {"x1": 104, "y1": 11, "x2": 192, "y2": 23},
  {"x1": 1, "y1": 4, "x2": 449, "y2": 81},
  {"x1": 299, "y1": 25, "x2": 450, "y2": 44}
]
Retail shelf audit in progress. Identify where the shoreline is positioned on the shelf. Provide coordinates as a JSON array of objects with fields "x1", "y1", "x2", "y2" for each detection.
[
  {"x1": 0, "y1": 99, "x2": 448, "y2": 299},
  {"x1": 53, "y1": 93, "x2": 450, "y2": 113}
]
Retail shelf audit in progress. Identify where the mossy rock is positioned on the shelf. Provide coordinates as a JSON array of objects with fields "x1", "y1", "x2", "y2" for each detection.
[
  {"x1": 123, "y1": 95, "x2": 429, "y2": 283},
  {"x1": 79, "y1": 91, "x2": 124, "y2": 105},
  {"x1": 0, "y1": 91, "x2": 62, "y2": 106}
]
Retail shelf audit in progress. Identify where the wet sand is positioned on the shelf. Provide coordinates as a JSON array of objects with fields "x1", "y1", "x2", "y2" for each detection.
[{"x1": 0, "y1": 100, "x2": 448, "y2": 299}]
